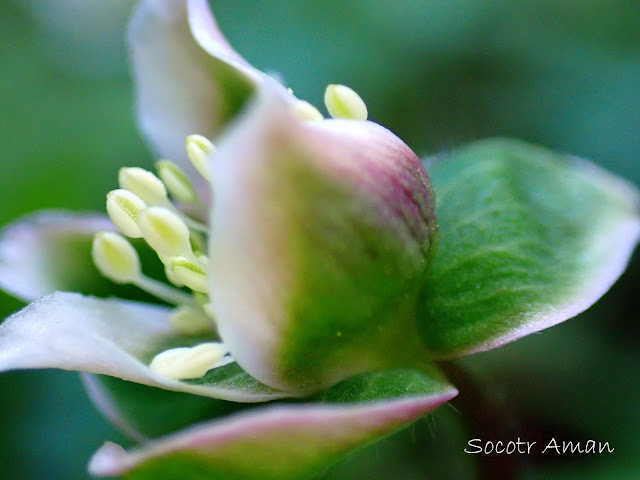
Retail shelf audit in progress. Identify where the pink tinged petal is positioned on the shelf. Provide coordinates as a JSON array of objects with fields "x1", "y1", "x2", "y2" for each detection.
[
  {"x1": 209, "y1": 85, "x2": 437, "y2": 392},
  {"x1": 0, "y1": 211, "x2": 113, "y2": 302},
  {"x1": 89, "y1": 387, "x2": 457, "y2": 479},
  {"x1": 186, "y1": 0, "x2": 257, "y2": 75},
  {"x1": 307, "y1": 119, "x2": 437, "y2": 250},
  {"x1": 128, "y1": 0, "x2": 263, "y2": 181},
  {"x1": 0, "y1": 292, "x2": 289, "y2": 402}
]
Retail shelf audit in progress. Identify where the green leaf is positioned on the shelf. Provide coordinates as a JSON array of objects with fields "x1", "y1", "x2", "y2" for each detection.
[
  {"x1": 418, "y1": 138, "x2": 640, "y2": 356},
  {"x1": 89, "y1": 367, "x2": 456, "y2": 480}
]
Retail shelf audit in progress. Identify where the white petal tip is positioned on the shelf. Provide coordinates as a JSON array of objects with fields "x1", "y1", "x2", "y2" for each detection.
[{"x1": 88, "y1": 442, "x2": 128, "y2": 477}]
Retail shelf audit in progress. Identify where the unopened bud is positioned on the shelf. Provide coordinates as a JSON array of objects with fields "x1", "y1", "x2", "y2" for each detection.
[
  {"x1": 118, "y1": 167, "x2": 168, "y2": 206},
  {"x1": 149, "y1": 342, "x2": 228, "y2": 379},
  {"x1": 92, "y1": 231, "x2": 140, "y2": 283},
  {"x1": 324, "y1": 84, "x2": 368, "y2": 120},
  {"x1": 156, "y1": 160, "x2": 198, "y2": 204},
  {"x1": 185, "y1": 135, "x2": 214, "y2": 181},
  {"x1": 171, "y1": 257, "x2": 208, "y2": 293},
  {"x1": 291, "y1": 100, "x2": 324, "y2": 121},
  {"x1": 168, "y1": 306, "x2": 213, "y2": 335},
  {"x1": 106, "y1": 189, "x2": 147, "y2": 238},
  {"x1": 138, "y1": 207, "x2": 191, "y2": 257}
]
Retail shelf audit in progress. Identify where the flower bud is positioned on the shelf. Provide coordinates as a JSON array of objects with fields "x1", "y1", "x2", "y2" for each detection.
[
  {"x1": 324, "y1": 84, "x2": 368, "y2": 120},
  {"x1": 138, "y1": 207, "x2": 191, "y2": 257},
  {"x1": 118, "y1": 167, "x2": 169, "y2": 206},
  {"x1": 209, "y1": 86, "x2": 436, "y2": 392},
  {"x1": 149, "y1": 343, "x2": 229, "y2": 380},
  {"x1": 171, "y1": 257, "x2": 208, "y2": 293},
  {"x1": 106, "y1": 189, "x2": 147, "y2": 238},
  {"x1": 91, "y1": 232, "x2": 140, "y2": 283},
  {"x1": 156, "y1": 160, "x2": 198, "y2": 203},
  {"x1": 185, "y1": 135, "x2": 215, "y2": 181}
]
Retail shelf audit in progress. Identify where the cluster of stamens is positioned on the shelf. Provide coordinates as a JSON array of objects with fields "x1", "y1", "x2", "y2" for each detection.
[{"x1": 92, "y1": 84, "x2": 368, "y2": 380}]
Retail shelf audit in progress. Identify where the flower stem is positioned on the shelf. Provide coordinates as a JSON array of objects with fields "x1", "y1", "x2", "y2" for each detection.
[{"x1": 438, "y1": 361, "x2": 523, "y2": 480}]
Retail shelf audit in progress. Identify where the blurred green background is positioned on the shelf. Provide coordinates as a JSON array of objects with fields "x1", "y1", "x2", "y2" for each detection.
[{"x1": 0, "y1": 0, "x2": 638, "y2": 478}]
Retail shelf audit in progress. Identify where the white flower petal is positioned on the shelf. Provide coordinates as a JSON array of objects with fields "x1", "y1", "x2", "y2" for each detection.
[
  {"x1": 128, "y1": 0, "x2": 263, "y2": 180},
  {"x1": 209, "y1": 84, "x2": 437, "y2": 392},
  {"x1": 0, "y1": 211, "x2": 113, "y2": 302},
  {"x1": 186, "y1": 0, "x2": 258, "y2": 76},
  {"x1": 0, "y1": 292, "x2": 290, "y2": 402}
]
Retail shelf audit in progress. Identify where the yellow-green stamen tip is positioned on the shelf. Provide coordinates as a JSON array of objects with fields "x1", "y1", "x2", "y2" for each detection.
[
  {"x1": 171, "y1": 257, "x2": 209, "y2": 293},
  {"x1": 291, "y1": 100, "x2": 324, "y2": 121},
  {"x1": 92, "y1": 231, "x2": 140, "y2": 284},
  {"x1": 118, "y1": 167, "x2": 169, "y2": 206},
  {"x1": 106, "y1": 189, "x2": 147, "y2": 238},
  {"x1": 149, "y1": 343, "x2": 229, "y2": 379},
  {"x1": 138, "y1": 207, "x2": 192, "y2": 257},
  {"x1": 324, "y1": 84, "x2": 368, "y2": 120},
  {"x1": 185, "y1": 135, "x2": 215, "y2": 181},
  {"x1": 156, "y1": 160, "x2": 198, "y2": 204}
]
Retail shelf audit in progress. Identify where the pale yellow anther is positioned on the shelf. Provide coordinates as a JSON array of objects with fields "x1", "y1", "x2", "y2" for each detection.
[
  {"x1": 106, "y1": 189, "x2": 147, "y2": 238},
  {"x1": 324, "y1": 84, "x2": 368, "y2": 120},
  {"x1": 156, "y1": 160, "x2": 198, "y2": 204},
  {"x1": 171, "y1": 257, "x2": 208, "y2": 293},
  {"x1": 138, "y1": 207, "x2": 191, "y2": 257},
  {"x1": 92, "y1": 232, "x2": 140, "y2": 284},
  {"x1": 291, "y1": 100, "x2": 324, "y2": 121},
  {"x1": 164, "y1": 264, "x2": 184, "y2": 287},
  {"x1": 185, "y1": 135, "x2": 215, "y2": 181},
  {"x1": 149, "y1": 343, "x2": 229, "y2": 380},
  {"x1": 168, "y1": 305, "x2": 213, "y2": 335},
  {"x1": 118, "y1": 167, "x2": 169, "y2": 206}
]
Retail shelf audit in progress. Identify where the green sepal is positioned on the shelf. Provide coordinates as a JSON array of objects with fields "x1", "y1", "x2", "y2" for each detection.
[
  {"x1": 89, "y1": 366, "x2": 456, "y2": 480},
  {"x1": 418, "y1": 138, "x2": 640, "y2": 356}
]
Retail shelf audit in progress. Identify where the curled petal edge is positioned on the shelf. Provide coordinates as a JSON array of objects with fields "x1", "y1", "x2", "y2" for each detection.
[
  {"x1": 0, "y1": 211, "x2": 113, "y2": 302},
  {"x1": 128, "y1": 0, "x2": 265, "y2": 176},
  {"x1": 89, "y1": 388, "x2": 456, "y2": 478}
]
